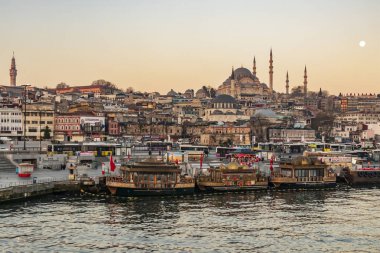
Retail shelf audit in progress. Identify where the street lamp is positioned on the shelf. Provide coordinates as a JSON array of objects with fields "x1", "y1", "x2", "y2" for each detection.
[{"x1": 21, "y1": 84, "x2": 30, "y2": 151}]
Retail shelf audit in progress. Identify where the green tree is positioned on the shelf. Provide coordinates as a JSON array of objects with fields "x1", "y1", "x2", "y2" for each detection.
[
  {"x1": 43, "y1": 126, "x2": 51, "y2": 140},
  {"x1": 56, "y1": 82, "x2": 69, "y2": 89},
  {"x1": 91, "y1": 79, "x2": 118, "y2": 94}
]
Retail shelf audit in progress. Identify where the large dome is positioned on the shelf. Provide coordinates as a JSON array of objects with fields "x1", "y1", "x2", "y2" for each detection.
[
  {"x1": 212, "y1": 94, "x2": 237, "y2": 104},
  {"x1": 234, "y1": 67, "x2": 252, "y2": 79}
]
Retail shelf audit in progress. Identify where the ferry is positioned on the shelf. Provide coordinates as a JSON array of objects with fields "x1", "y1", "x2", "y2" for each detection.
[
  {"x1": 17, "y1": 163, "x2": 34, "y2": 178},
  {"x1": 341, "y1": 164, "x2": 380, "y2": 186},
  {"x1": 269, "y1": 156, "x2": 336, "y2": 189},
  {"x1": 196, "y1": 162, "x2": 268, "y2": 192},
  {"x1": 303, "y1": 151, "x2": 353, "y2": 176},
  {"x1": 106, "y1": 157, "x2": 195, "y2": 196}
]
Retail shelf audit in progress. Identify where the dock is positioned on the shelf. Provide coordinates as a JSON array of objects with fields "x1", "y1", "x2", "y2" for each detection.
[{"x1": 0, "y1": 179, "x2": 81, "y2": 203}]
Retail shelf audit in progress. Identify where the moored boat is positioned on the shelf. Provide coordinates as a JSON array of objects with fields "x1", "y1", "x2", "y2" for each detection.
[
  {"x1": 341, "y1": 164, "x2": 380, "y2": 186},
  {"x1": 17, "y1": 163, "x2": 34, "y2": 178},
  {"x1": 196, "y1": 162, "x2": 268, "y2": 192},
  {"x1": 269, "y1": 156, "x2": 336, "y2": 189},
  {"x1": 106, "y1": 157, "x2": 195, "y2": 196}
]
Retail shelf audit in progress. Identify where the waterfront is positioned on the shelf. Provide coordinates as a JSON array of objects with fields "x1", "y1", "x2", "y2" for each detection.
[{"x1": 1, "y1": 188, "x2": 380, "y2": 252}]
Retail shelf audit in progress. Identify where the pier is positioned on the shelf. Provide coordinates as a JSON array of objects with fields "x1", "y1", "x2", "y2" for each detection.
[{"x1": 0, "y1": 178, "x2": 81, "y2": 203}]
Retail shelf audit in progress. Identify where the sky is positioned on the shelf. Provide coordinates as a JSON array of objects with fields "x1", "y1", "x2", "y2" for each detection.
[{"x1": 0, "y1": 0, "x2": 379, "y2": 95}]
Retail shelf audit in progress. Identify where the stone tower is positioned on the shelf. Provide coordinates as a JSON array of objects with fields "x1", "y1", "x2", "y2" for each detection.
[
  {"x1": 286, "y1": 71, "x2": 289, "y2": 95},
  {"x1": 10, "y1": 52, "x2": 17, "y2": 86},
  {"x1": 253, "y1": 56, "x2": 257, "y2": 76},
  {"x1": 303, "y1": 65, "x2": 308, "y2": 97},
  {"x1": 269, "y1": 49, "x2": 273, "y2": 94}
]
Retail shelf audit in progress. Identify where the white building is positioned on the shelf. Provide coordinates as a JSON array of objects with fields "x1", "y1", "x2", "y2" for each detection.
[
  {"x1": 337, "y1": 112, "x2": 380, "y2": 125},
  {"x1": 0, "y1": 107, "x2": 23, "y2": 139}
]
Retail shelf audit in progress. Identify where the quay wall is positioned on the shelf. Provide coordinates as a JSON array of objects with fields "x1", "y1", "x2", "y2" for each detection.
[{"x1": 0, "y1": 181, "x2": 81, "y2": 203}]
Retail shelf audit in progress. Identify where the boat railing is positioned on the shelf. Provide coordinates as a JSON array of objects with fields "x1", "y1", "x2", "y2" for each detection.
[
  {"x1": 296, "y1": 176, "x2": 324, "y2": 182},
  {"x1": 180, "y1": 176, "x2": 194, "y2": 184},
  {"x1": 106, "y1": 176, "x2": 124, "y2": 183},
  {"x1": 135, "y1": 182, "x2": 176, "y2": 189}
]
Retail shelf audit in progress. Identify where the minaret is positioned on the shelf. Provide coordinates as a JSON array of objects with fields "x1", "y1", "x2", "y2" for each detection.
[
  {"x1": 253, "y1": 56, "x2": 257, "y2": 76},
  {"x1": 286, "y1": 71, "x2": 289, "y2": 95},
  {"x1": 10, "y1": 52, "x2": 17, "y2": 86},
  {"x1": 303, "y1": 65, "x2": 308, "y2": 97},
  {"x1": 230, "y1": 66, "x2": 236, "y2": 97},
  {"x1": 269, "y1": 49, "x2": 273, "y2": 94}
]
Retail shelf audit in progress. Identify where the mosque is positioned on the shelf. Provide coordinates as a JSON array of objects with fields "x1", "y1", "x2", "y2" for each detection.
[
  {"x1": 216, "y1": 49, "x2": 308, "y2": 100},
  {"x1": 216, "y1": 50, "x2": 274, "y2": 101}
]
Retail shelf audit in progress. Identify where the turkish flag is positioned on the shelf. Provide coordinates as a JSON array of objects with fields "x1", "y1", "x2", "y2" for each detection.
[
  {"x1": 110, "y1": 154, "x2": 116, "y2": 172},
  {"x1": 200, "y1": 154, "x2": 204, "y2": 169}
]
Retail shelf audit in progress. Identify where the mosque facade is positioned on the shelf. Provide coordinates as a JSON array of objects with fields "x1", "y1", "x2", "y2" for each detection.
[{"x1": 216, "y1": 50, "x2": 274, "y2": 101}]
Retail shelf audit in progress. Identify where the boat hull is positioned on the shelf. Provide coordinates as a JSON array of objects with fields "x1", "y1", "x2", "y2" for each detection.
[
  {"x1": 197, "y1": 185, "x2": 268, "y2": 193},
  {"x1": 344, "y1": 170, "x2": 380, "y2": 186},
  {"x1": 269, "y1": 181, "x2": 337, "y2": 190},
  {"x1": 109, "y1": 187, "x2": 195, "y2": 197},
  {"x1": 18, "y1": 173, "x2": 31, "y2": 178}
]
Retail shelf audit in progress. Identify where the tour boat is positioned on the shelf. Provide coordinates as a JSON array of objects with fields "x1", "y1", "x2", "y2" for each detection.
[
  {"x1": 196, "y1": 162, "x2": 268, "y2": 192},
  {"x1": 106, "y1": 157, "x2": 195, "y2": 196},
  {"x1": 269, "y1": 156, "x2": 336, "y2": 189},
  {"x1": 341, "y1": 165, "x2": 380, "y2": 186},
  {"x1": 17, "y1": 163, "x2": 34, "y2": 178}
]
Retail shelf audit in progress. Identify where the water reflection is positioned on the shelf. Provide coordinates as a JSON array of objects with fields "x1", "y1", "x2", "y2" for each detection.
[{"x1": 0, "y1": 189, "x2": 379, "y2": 252}]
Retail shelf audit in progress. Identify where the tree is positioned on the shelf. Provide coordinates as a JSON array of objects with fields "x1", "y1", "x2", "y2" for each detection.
[
  {"x1": 56, "y1": 82, "x2": 69, "y2": 89},
  {"x1": 43, "y1": 126, "x2": 51, "y2": 140},
  {"x1": 126, "y1": 87, "x2": 134, "y2": 93},
  {"x1": 310, "y1": 112, "x2": 335, "y2": 141},
  {"x1": 91, "y1": 79, "x2": 118, "y2": 94}
]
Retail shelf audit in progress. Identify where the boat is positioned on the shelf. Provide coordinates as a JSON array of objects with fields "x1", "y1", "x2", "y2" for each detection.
[
  {"x1": 106, "y1": 157, "x2": 195, "y2": 196},
  {"x1": 269, "y1": 156, "x2": 336, "y2": 189},
  {"x1": 196, "y1": 162, "x2": 268, "y2": 192},
  {"x1": 341, "y1": 164, "x2": 380, "y2": 186},
  {"x1": 17, "y1": 163, "x2": 34, "y2": 178}
]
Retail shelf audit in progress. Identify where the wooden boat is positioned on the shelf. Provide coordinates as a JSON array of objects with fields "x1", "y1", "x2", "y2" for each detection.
[
  {"x1": 341, "y1": 165, "x2": 380, "y2": 186},
  {"x1": 196, "y1": 162, "x2": 268, "y2": 192},
  {"x1": 17, "y1": 163, "x2": 34, "y2": 178},
  {"x1": 269, "y1": 156, "x2": 336, "y2": 189},
  {"x1": 106, "y1": 158, "x2": 195, "y2": 196}
]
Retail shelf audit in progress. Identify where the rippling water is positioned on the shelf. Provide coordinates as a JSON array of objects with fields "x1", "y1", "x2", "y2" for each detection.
[{"x1": 1, "y1": 188, "x2": 380, "y2": 252}]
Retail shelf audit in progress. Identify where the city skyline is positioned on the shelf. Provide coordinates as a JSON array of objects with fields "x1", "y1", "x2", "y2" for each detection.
[{"x1": 0, "y1": 0, "x2": 379, "y2": 94}]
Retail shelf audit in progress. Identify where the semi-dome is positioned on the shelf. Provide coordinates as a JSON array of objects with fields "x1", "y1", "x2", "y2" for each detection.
[
  {"x1": 227, "y1": 162, "x2": 239, "y2": 170},
  {"x1": 211, "y1": 94, "x2": 236, "y2": 104},
  {"x1": 195, "y1": 89, "x2": 208, "y2": 98},
  {"x1": 254, "y1": 109, "x2": 277, "y2": 117}
]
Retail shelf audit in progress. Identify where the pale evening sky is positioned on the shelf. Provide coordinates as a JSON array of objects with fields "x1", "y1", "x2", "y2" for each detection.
[{"x1": 0, "y1": 0, "x2": 379, "y2": 95}]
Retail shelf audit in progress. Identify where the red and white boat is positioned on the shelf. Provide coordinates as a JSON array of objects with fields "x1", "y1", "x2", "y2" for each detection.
[{"x1": 18, "y1": 163, "x2": 34, "y2": 178}]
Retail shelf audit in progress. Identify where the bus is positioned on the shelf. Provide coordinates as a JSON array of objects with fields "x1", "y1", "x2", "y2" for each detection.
[
  {"x1": 48, "y1": 142, "x2": 124, "y2": 156},
  {"x1": 215, "y1": 146, "x2": 250, "y2": 158},
  {"x1": 145, "y1": 141, "x2": 173, "y2": 151},
  {"x1": 179, "y1": 144, "x2": 209, "y2": 154}
]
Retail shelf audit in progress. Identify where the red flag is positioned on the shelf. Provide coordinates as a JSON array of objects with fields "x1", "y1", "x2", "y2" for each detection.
[
  {"x1": 110, "y1": 154, "x2": 116, "y2": 172},
  {"x1": 200, "y1": 153, "x2": 203, "y2": 169}
]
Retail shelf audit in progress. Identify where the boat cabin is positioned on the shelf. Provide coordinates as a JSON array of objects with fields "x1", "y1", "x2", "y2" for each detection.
[
  {"x1": 270, "y1": 156, "x2": 336, "y2": 189},
  {"x1": 118, "y1": 158, "x2": 193, "y2": 189}
]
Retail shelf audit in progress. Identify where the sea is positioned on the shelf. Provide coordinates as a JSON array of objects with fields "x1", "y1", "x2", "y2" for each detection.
[{"x1": 1, "y1": 188, "x2": 380, "y2": 253}]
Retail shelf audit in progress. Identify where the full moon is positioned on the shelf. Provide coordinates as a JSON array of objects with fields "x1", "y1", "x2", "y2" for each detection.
[{"x1": 359, "y1": 40, "x2": 366, "y2": 47}]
